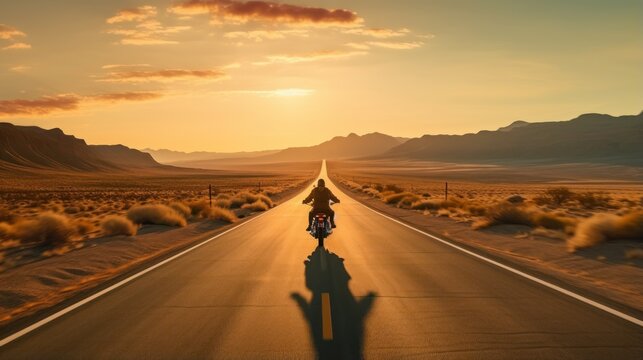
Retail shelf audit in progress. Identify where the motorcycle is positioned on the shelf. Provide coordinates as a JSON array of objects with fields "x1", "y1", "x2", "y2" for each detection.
[{"x1": 306, "y1": 202, "x2": 336, "y2": 248}]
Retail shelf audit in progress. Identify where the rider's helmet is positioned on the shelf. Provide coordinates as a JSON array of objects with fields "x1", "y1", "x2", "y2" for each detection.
[{"x1": 317, "y1": 179, "x2": 325, "y2": 187}]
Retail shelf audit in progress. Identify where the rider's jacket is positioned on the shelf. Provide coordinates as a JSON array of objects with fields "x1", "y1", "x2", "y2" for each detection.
[{"x1": 303, "y1": 186, "x2": 339, "y2": 211}]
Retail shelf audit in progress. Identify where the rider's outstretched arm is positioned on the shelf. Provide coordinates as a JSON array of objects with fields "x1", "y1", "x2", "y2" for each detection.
[
  {"x1": 329, "y1": 190, "x2": 340, "y2": 203},
  {"x1": 302, "y1": 189, "x2": 315, "y2": 204}
]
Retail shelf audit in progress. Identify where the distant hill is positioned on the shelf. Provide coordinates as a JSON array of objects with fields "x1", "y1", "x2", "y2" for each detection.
[
  {"x1": 0, "y1": 123, "x2": 164, "y2": 173},
  {"x1": 143, "y1": 148, "x2": 280, "y2": 164},
  {"x1": 380, "y1": 113, "x2": 643, "y2": 164},
  {"x1": 91, "y1": 145, "x2": 160, "y2": 168},
  {"x1": 173, "y1": 132, "x2": 408, "y2": 168}
]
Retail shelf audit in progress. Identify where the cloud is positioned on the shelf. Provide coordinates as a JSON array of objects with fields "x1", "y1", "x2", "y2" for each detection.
[
  {"x1": 2, "y1": 42, "x2": 32, "y2": 50},
  {"x1": 169, "y1": 0, "x2": 362, "y2": 27},
  {"x1": 0, "y1": 95, "x2": 80, "y2": 116},
  {"x1": 89, "y1": 92, "x2": 164, "y2": 103},
  {"x1": 99, "y1": 68, "x2": 227, "y2": 82},
  {"x1": 220, "y1": 88, "x2": 314, "y2": 97},
  {"x1": 344, "y1": 27, "x2": 410, "y2": 38},
  {"x1": 106, "y1": 6, "x2": 190, "y2": 45},
  {"x1": 345, "y1": 42, "x2": 370, "y2": 50},
  {"x1": 101, "y1": 64, "x2": 152, "y2": 69},
  {"x1": 254, "y1": 49, "x2": 367, "y2": 65},
  {"x1": 367, "y1": 41, "x2": 424, "y2": 50},
  {"x1": 0, "y1": 92, "x2": 163, "y2": 117},
  {"x1": 9, "y1": 65, "x2": 30, "y2": 72},
  {"x1": 0, "y1": 24, "x2": 26, "y2": 40},
  {"x1": 223, "y1": 29, "x2": 308, "y2": 42},
  {"x1": 106, "y1": 6, "x2": 157, "y2": 24}
]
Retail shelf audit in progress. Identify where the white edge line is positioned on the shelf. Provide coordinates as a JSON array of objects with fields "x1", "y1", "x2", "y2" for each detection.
[
  {"x1": 0, "y1": 210, "x2": 269, "y2": 347},
  {"x1": 349, "y1": 197, "x2": 643, "y2": 328}
]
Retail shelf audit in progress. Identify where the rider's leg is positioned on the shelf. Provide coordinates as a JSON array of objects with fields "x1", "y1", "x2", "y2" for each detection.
[
  {"x1": 329, "y1": 209, "x2": 336, "y2": 228},
  {"x1": 306, "y1": 210, "x2": 313, "y2": 231}
]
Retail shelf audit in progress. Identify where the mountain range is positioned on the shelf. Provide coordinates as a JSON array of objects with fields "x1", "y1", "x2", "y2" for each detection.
[
  {"x1": 1, "y1": 112, "x2": 641, "y2": 174},
  {"x1": 0, "y1": 123, "x2": 162, "y2": 173},
  {"x1": 382, "y1": 112, "x2": 643, "y2": 164}
]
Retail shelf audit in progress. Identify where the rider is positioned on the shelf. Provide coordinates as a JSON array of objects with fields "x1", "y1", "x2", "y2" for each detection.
[{"x1": 302, "y1": 179, "x2": 340, "y2": 231}]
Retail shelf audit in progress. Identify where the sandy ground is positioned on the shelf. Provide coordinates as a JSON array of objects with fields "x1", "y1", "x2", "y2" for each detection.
[
  {"x1": 0, "y1": 166, "x2": 318, "y2": 327},
  {"x1": 329, "y1": 162, "x2": 643, "y2": 311},
  {"x1": 332, "y1": 180, "x2": 643, "y2": 313}
]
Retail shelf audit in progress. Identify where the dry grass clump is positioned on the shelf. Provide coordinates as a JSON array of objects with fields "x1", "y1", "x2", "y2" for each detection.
[
  {"x1": 2, "y1": 212, "x2": 77, "y2": 246},
  {"x1": 189, "y1": 200, "x2": 211, "y2": 218},
  {"x1": 535, "y1": 187, "x2": 575, "y2": 206},
  {"x1": 625, "y1": 248, "x2": 643, "y2": 260},
  {"x1": 575, "y1": 192, "x2": 611, "y2": 209},
  {"x1": 214, "y1": 198, "x2": 231, "y2": 208},
  {"x1": 362, "y1": 187, "x2": 382, "y2": 198},
  {"x1": 101, "y1": 215, "x2": 137, "y2": 236},
  {"x1": 410, "y1": 199, "x2": 457, "y2": 211},
  {"x1": 242, "y1": 200, "x2": 270, "y2": 212},
  {"x1": 383, "y1": 192, "x2": 418, "y2": 205},
  {"x1": 568, "y1": 211, "x2": 643, "y2": 252},
  {"x1": 169, "y1": 202, "x2": 191, "y2": 219},
  {"x1": 208, "y1": 207, "x2": 237, "y2": 223},
  {"x1": 127, "y1": 204, "x2": 187, "y2": 227},
  {"x1": 230, "y1": 192, "x2": 273, "y2": 209},
  {"x1": 474, "y1": 202, "x2": 534, "y2": 229},
  {"x1": 473, "y1": 202, "x2": 575, "y2": 231}
]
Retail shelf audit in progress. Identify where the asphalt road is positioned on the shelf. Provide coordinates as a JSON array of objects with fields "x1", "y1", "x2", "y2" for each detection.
[{"x1": 1, "y1": 162, "x2": 642, "y2": 359}]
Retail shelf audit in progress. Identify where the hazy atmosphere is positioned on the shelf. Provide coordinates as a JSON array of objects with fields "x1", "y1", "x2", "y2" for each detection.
[
  {"x1": 1, "y1": 1, "x2": 642, "y2": 358},
  {"x1": 1, "y1": 0, "x2": 641, "y2": 151}
]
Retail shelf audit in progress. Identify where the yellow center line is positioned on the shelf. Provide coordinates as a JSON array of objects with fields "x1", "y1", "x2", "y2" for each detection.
[{"x1": 321, "y1": 292, "x2": 333, "y2": 341}]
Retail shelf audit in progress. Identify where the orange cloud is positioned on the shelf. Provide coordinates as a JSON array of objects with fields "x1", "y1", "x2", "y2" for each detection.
[
  {"x1": 0, "y1": 92, "x2": 163, "y2": 117},
  {"x1": 344, "y1": 27, "x2": 410, "y2": 38},
  {"x1": 106, "y1": 5, "x2": 157, "y2": 24},
  {"x1": 0, "y1": 95, "x2": 80, "y2": 116},
  {"x1": 170, "y1": 0, "x2": 361, "y2": 26},
  {"x1": 106, "y1": 6, "x2": 190, "y2": 45},
  {"x1": 367, "y1": 41, "x2": 424, "y2": 50},
  {"x1": 254, "y1": 49, "x2": 367, "y2": 65},
  {"x1": 0, "y1": 24, "x2": 25, "y2": 40},
  {"x1": 99, "y1": 69, "x2": 227, "y2": 82},
  {"x1": 2, "y1": 42, "x2": 32, "y2": 50},
  {"x1": 223, "y1": 29, "x2": 308, "y2": 42},
  {"x1": 90, "y1": 92, "x2": 163, "y2": 102}
]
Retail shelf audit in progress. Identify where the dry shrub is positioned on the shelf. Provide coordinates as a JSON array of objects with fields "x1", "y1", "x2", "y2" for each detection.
[
  {"x1": 575, "y1": 192, "x2": 611, "y2": 209},
  {"x1": 384, "y1": 192, "x2": 417, "y2": 205},
  {"x1": 384, "y1": 184, "x2": 404, "y2": 193},
  {"x1": 411, "y1": 199, "x2": 455, "y2": 211},
  {"x1": 568, "y1": 211, "x2": 643, "y2": 251},
  {"x1": 169, "y1": 202, "x2": 191, "y2": 219},
  {"x1": 208, "y1": 206, "x2": 237, "y2": 223},
  {"x1": 362, "y1": 187, "x2": 381, "y2": 198},
  {"x1": 474, "y1": 202, "x2": 534, "y2": 229},
  {"x1": 12, "y1": 212, "x2": 77, "y2": 246},
  {"x1": 188, "y1": 200, "x2": 210, "y2": 218},
  {"x1": 242, "y1": 200, "x2": 270, "y2": 212},
  {"x1": 214, "y1": 199, "x2": 231, "y2": 208},
  {"x1": 64, "y1": 206, "x2": 80, "y2": 214},
  {"x1": 101, "y1": 215, "x2": 137, "y2": 236},
  {"x1": 127, "y1": 204, "x2": 187, "y2": 227},
  {"x1": 530, "y1": 212, "x2": 572, "y2": 231},
  {"x1": 75, "y1": 219, "x2": 96, "y2": 236},
  {"x1": 535, "y1": 187, "x2": 575, "y2": 206},
  {"x1": 397, "y1": 194, "x2": 422, "y2": 208},
  {"x1": 230, "y1": 192, "x2": 273, "y2": 209},
  {"x1": 625, "y1": 248, "x2": 643, "y2": 260}
]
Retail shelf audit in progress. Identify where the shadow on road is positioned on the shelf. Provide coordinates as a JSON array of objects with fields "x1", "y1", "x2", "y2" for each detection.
[{"x1": 291, "y1": 247, "x2": 376, "y2": 360}]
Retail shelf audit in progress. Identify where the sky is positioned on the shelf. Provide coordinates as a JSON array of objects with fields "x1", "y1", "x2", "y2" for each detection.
[{"x1": 0, "y1": 0, "x2": 641, "y2": 152}]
